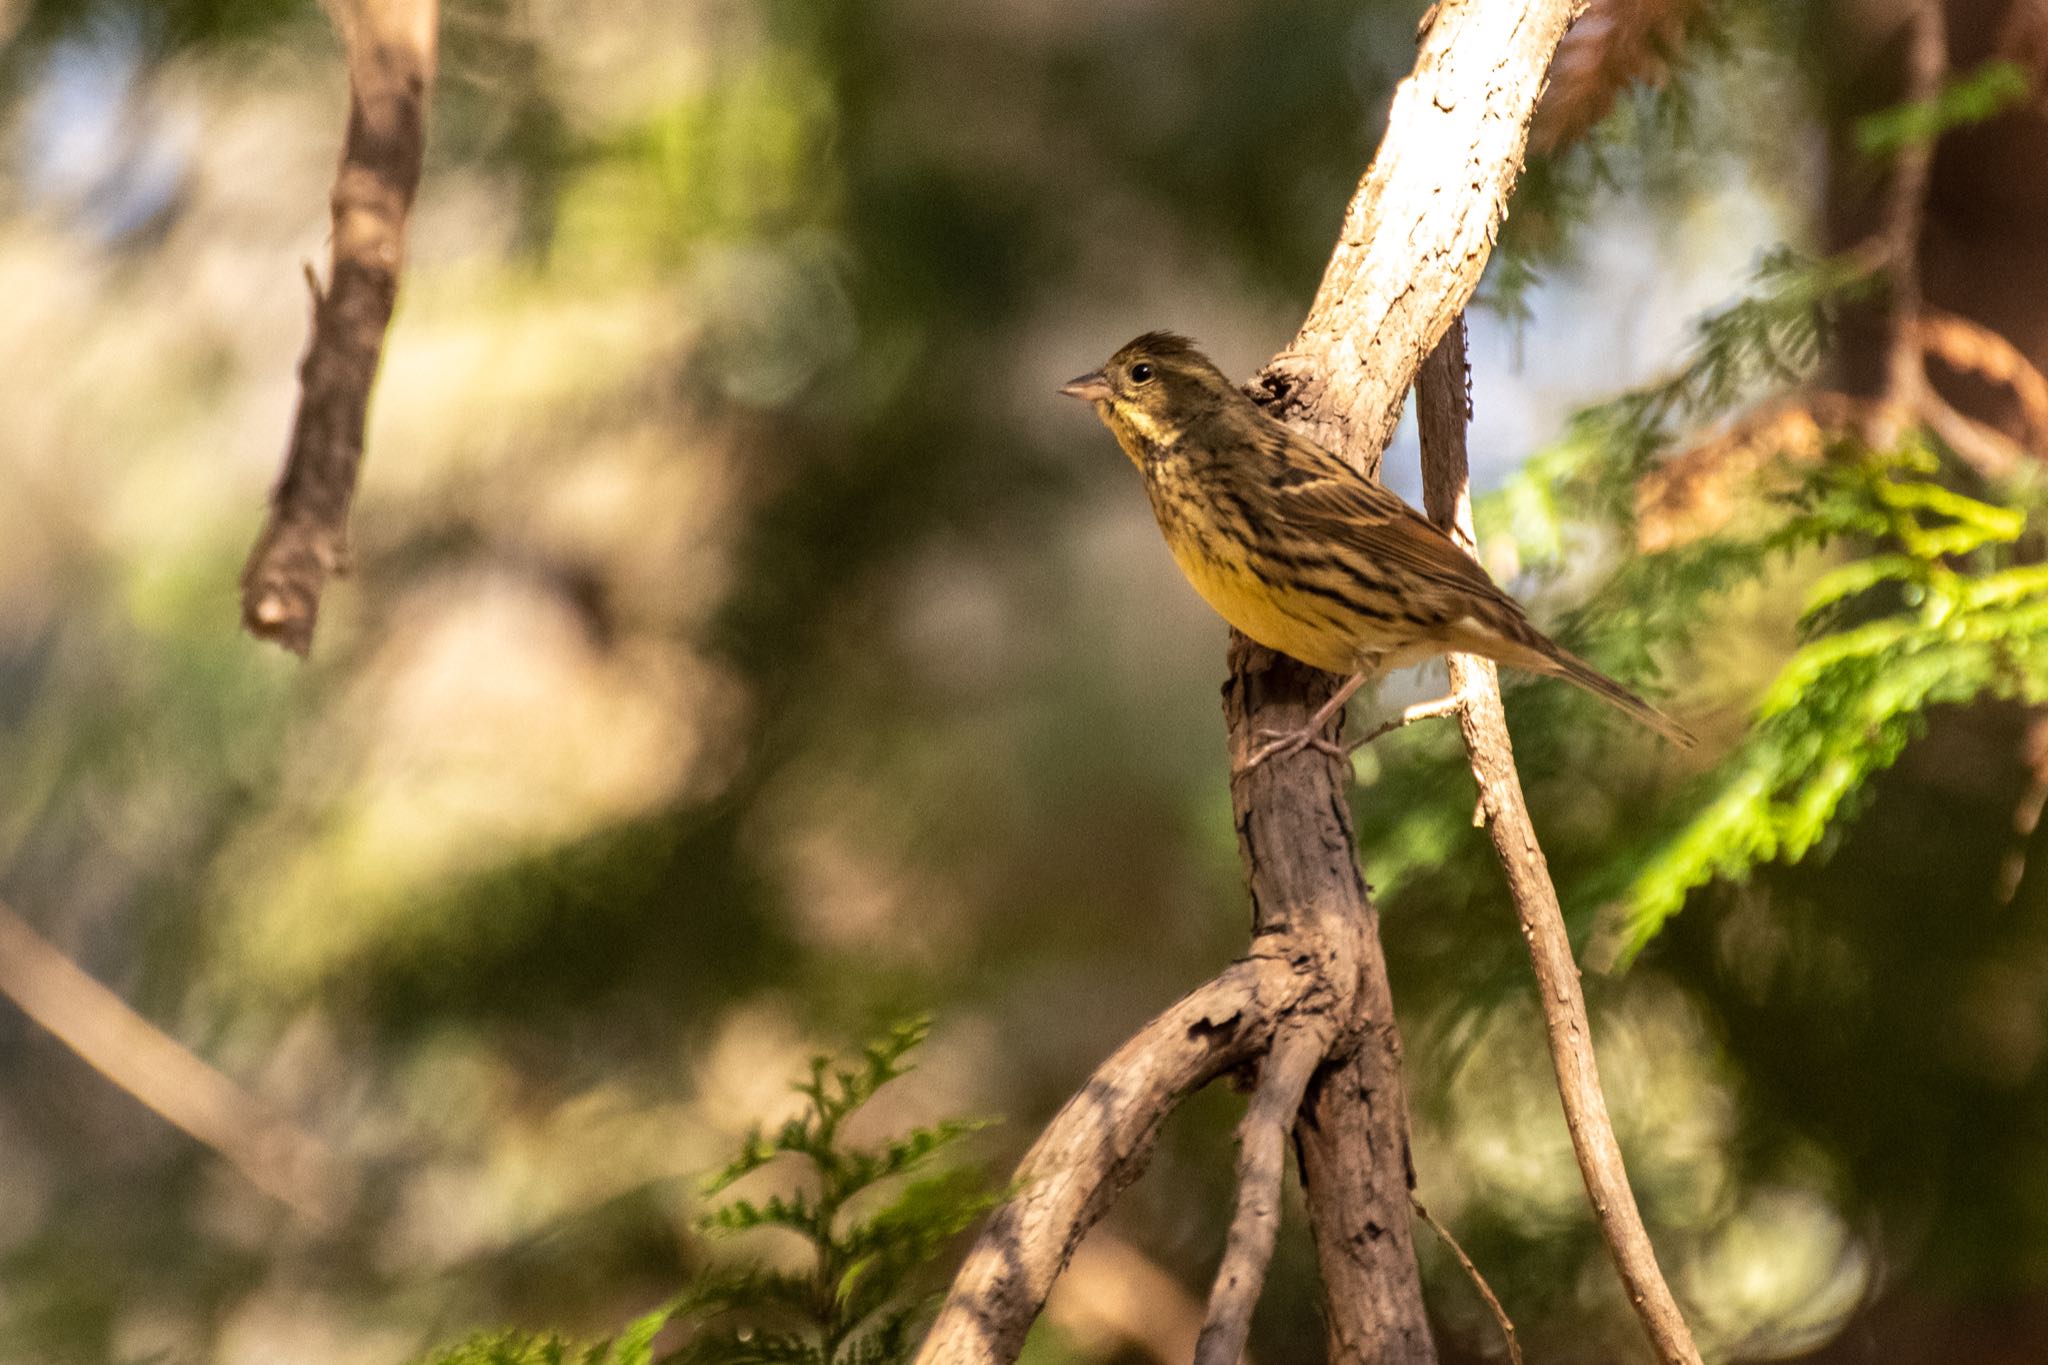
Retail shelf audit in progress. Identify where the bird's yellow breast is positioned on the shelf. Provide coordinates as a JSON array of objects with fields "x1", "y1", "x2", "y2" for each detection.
[{"x1": 1149, "y1": 493, "x2": 1370, "y2": 675}]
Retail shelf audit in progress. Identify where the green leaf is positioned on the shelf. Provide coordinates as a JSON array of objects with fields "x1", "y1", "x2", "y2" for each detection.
[{"x1": 1856, "y1": 61, "x2": 2033, "y2": 157}]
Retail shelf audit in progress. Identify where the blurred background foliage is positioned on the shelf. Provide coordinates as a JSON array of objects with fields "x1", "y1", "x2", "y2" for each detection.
[{"x1": 1, "y1": 0, "x2": 2047, "y2": 1361}]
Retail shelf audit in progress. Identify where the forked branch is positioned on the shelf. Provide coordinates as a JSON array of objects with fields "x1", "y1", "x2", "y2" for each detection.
[{"x1": 1192, "y1": 1024, "x2": 1333, "y2": 1365}]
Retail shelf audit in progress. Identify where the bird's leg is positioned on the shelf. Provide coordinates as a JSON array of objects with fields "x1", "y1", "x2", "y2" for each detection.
[{"x1": 1238, "y1": 672, "x2": 1370, "y2": 774}]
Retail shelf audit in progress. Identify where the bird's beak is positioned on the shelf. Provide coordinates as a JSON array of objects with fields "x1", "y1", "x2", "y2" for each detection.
[{"x1": 1059, "y1": 370, "x2": 1113, "y2": 403}]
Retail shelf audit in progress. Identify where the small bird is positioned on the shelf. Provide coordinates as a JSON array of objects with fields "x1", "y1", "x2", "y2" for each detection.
[{"x1": 1060, "y1": 331, "x2": 1694, "y2": 764}]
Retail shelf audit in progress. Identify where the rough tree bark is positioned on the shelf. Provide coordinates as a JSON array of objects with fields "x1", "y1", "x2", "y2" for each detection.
[
  {"x1": 915, "y1": 2, "x2": 1591, "y2": 1362},
  {"x1": 240, "y1": 0, "x2": 439, "y2": 654}
]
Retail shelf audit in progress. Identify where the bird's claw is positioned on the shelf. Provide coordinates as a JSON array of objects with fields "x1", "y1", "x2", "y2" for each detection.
[{"x1": 1237, "y1": 725, "x2": 1348, "y2": 775}]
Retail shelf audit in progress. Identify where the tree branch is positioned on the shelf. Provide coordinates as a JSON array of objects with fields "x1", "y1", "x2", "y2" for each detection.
[
  {"x1": 1193, "y1": 1023, "x2": 1331, "y2": 1365},
  {"x1": 0, "y1": 897, "x2": 357, "y2": 1226},
  {"x1": 1261, "y1": 0, "x2": 1589, "y2": 481},
  {"x1": 1416, "y1": 319, "x2": 1702, "y2": 1365},
  {"x1": 921, "y1": 3, "x2": 1589, "y2": 1360},
  {"x1": 1882, "y1": 0, "x2": 1946, "y2": 416},
  {"x1": 912, "y1": 949, "x2": 1324, "y2": 1365},
  {"x1": 1411, "y1": 1197, "x2": 1522, "y2": 1365},
  {"x1": 240, "y1": 0, "x2": 439, "y2": 654}
]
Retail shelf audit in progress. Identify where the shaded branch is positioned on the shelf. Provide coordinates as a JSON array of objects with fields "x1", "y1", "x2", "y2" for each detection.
[
  {"x1": 0, "y1": 897, "x2": 357, "y2": 1226},
  {"x1": 1416, "y1": 319, "x2": 1702, "y2": 1365},
  {"x1": 911, "y1": 950, "x2": 1321, "y2": 1365},
  {"x1": 1881, "y1": 0, "x2": 1947, "y2": 416},
  {"x1": 1411, "y1": 1198, "x2": 1522, "y2": 1365},
  {"x1": 240, "y1": 0, "x2": 440, "y2": 653},
  {"x1": 1193, "y1": 1024, "x2": 1332, "y2": 1365}
]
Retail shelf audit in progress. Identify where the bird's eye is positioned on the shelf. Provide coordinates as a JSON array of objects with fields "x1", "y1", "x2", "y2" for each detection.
[{"x1": 1129, "y1": 362, "x2": 1155, "y2": 384}]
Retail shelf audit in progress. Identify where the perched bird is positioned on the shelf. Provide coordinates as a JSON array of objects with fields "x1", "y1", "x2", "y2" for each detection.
[{"x1": 1060, "y1": 331, "x2": 1694, "y2": 763}]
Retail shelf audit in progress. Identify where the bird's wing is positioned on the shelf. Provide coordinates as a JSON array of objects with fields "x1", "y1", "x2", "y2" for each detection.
[{"x1": 1249, "y1": 428, "x2": 1509, "y2": 611}]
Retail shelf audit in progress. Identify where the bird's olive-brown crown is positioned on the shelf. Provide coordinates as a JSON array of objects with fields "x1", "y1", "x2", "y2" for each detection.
[{"x1": 1060, "y1": 332, "x2": 1238, "y2": 457}]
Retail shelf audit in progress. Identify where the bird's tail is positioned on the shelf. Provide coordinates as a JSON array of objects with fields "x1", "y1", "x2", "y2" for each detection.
[
  {"x1": 1452, "y1": 601, "x2": 1697, "y2": 748},
  {"x1": 1532, "y1": 642, "x2": 1697, "y2": 748}
]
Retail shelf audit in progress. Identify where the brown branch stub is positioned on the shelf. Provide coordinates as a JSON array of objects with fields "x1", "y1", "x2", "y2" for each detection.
[
  {"x1": 0, "y1": 898, "x2": 357, "y2": 1226},
  {"x1": 240, "y1": 0, "x2": 440, "y2": 654},
  {"x1": 1417, "y1": 322, "x2": 1703, "y2": 1365},
  {"x1": 1193, "y1": 1023, "x2": 1332, "y2": 1365}
]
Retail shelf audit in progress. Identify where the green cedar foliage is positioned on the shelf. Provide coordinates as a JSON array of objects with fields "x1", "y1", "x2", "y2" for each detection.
[
  {"x1": 1475, "y1": 248, "x2": 2048, "y2": 960},
  {"x1": 414, "y1": 1021, "x2": 996, "y2": 1365}
]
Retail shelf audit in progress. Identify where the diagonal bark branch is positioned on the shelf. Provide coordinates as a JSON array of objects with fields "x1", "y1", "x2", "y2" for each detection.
[
  {"x1": 240, "y1": 0, "x2": 439, "y2": 654},
  {"x1": 911, "y1": 947, "x2": 1329, "y2": 1365},
  {"x1": 1416, "y1": 319, "x2": 1702, "y2": 1365},
  {"x1": 1193, "y1": 1022, "x2": 1332, "y2": 1365},
  {"x1": 1261, "y1": 0, "x2": 1590, "y2": 481},
  {"x1": 0, "y1": 897, "x2": 357, "y2": 1226}
]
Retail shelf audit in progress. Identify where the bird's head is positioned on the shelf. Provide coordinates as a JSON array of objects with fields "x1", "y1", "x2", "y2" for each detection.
[{"x1": 1060, "y1": 331, "x2": 1235, "y2": 463}]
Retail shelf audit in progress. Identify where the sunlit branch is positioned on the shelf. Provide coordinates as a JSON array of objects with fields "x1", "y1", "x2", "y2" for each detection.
[
  {"x1": 0, "y1": 897, "x2": 357, "y2": 1226},
  {"x1": 240, "y1": 0, "x2": 440, "y2": 654},
  {"x1": 1416, "y1": 318, "x2": 1703, "y2": 1365}
]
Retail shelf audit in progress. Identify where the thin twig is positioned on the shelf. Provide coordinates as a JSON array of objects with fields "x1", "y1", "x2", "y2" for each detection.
[
  {"x1": 240, "y1": 0, "x2": 440, "y2": 653},
  {"x1": 1411, "y1": 1198, "x2": 1522, "y2": 1365},
  {"x1": 1349, "y1": 694, "x2": 1467, "y2": 752},
  {"x1": 1193, "y1": 1025, "x2": 1332, "y2": 1365},
  {"x1": 0, "y1": 898, "x2": 357, "y2": 1226},
  {"x1": 1416, "y1": 319, "x2": 1703, "y2": 1365},
  {"x1": 1881, "y1": 0, "x2": 1946, "y2": 419}
]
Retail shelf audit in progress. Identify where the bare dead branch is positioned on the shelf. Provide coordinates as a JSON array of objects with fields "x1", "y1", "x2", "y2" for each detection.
[
  {"x1": 1411, "y1": 1197, "x2": 1522, "y2": 1365},
  {"x1": 1193, "y1": 1024, "x2": 1332, "y2": 1365},
  {"x1": 0, "y1": 897, "x2": 357, "y2": 1226},
  {"x1": 1417, "y1": 320, "x2": 1702, "y2": 1364},
  {"x1": 913, "y1": 949, "x2": 1320, "y2": 1365},
  {"x1": 240, "y1": 0, "x2": 440, "y2": 653}
]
